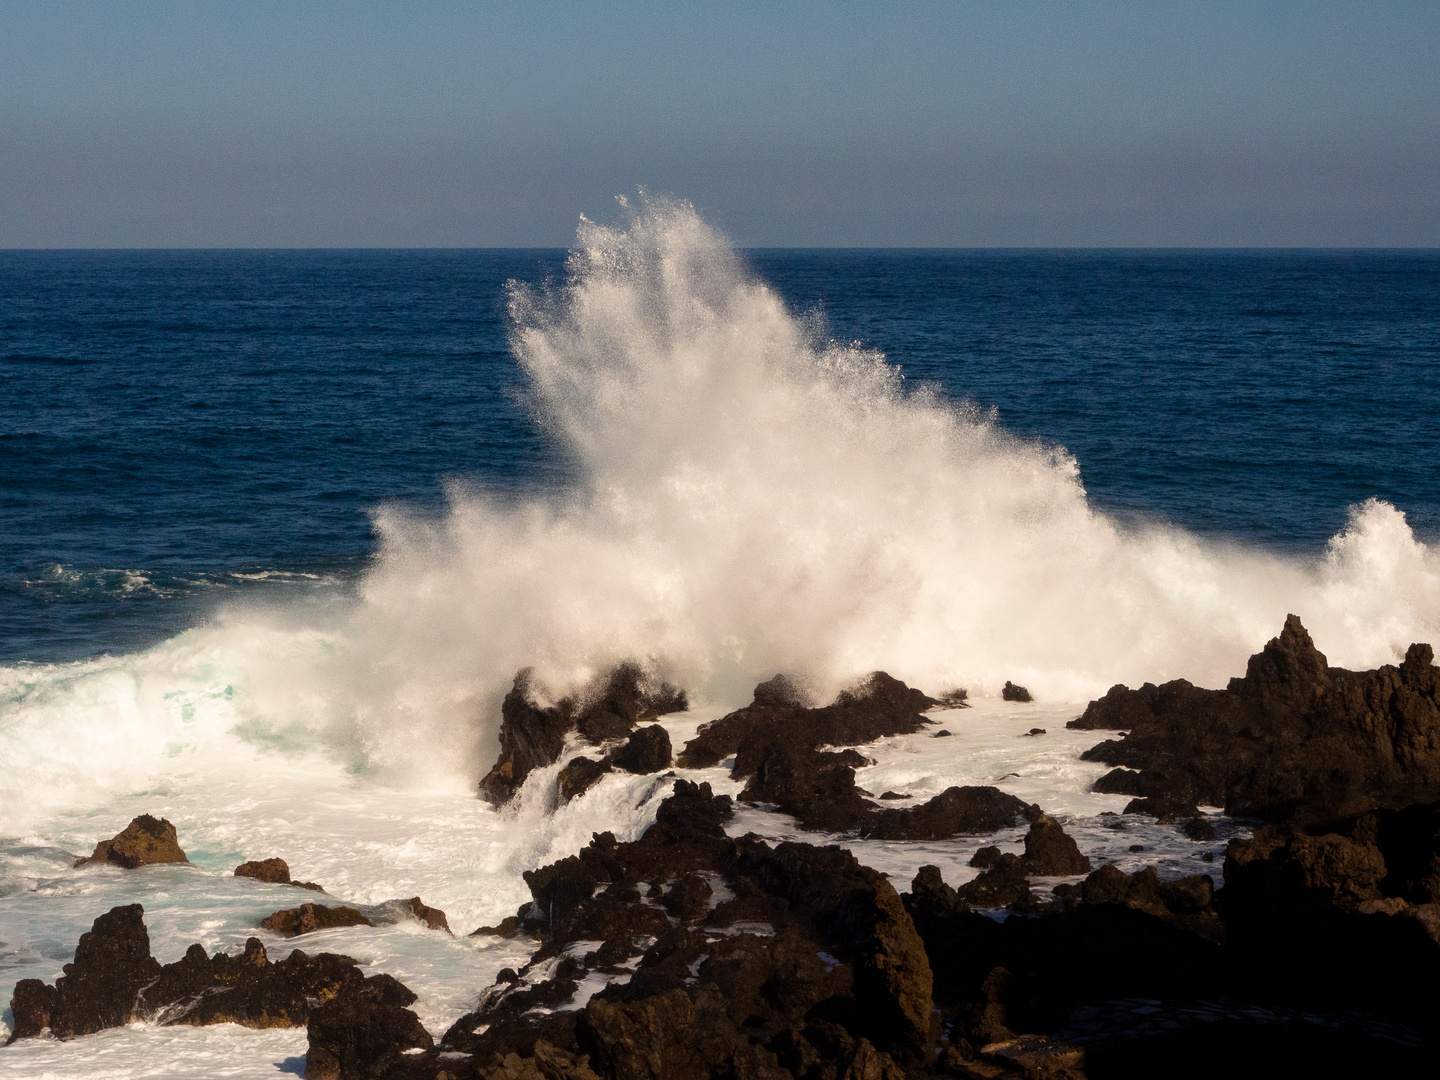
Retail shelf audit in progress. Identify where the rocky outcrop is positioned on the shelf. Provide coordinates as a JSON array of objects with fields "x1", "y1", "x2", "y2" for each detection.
[
  {"x1": 861, "y1": 786, "x2": 1041, "y2": 841},
  {"x1": 608, "y1": 723, "x2": 672, "y2": 774},
  {"x1": 259, "y1": 902, "x2": 373, "y2": 936},
  {"x1": 236, "y1": 857, "x2": 291, "y2": 883},
  {"x1": 235, "y1": 856, "x2": 326, "y2": 892},
  {"x1": 557, "y1": 756, "x2": 610, "y2": 802},
  {"x1": 677, "y1": 671, "x2": 937, "y2": 771},
  {"x1": 366, "y1": 779, "x2": 936, "y2": 1079},
  {"x1": 480, "y1": 665, "x2": 688, "y2": 806},
  {"x1": 1069, "y1": 615, "x2": 1440, "y2": 823},
  {"x1": 73, "y1": 814, "x2": 188, "y2": 869},
  {"x1": 305, "y1": 991, "x2": 435, "y2": 1080},
  {"x1": 1002, "y1": 681, "x2": 1032, "y2": 703},
  {"x1": 6, "y1": 904, "x2": 418, "y2": 1046},
  {"x1": 402, "y1": 897, "x2": 452, "y2": 934},
  {"x1": 1019, "y1": 815, "x2": 1091, "y2": 876}
]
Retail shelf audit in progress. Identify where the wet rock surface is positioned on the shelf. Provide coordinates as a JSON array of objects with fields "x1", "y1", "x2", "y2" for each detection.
[
  {"x1": 677, "y1": 671, "x2": 938, "y2": 771},
  {"x1": 1070, "y1": 615, "x2": 1440, "y2": 823},
  {"x1": 480, "y1": 665, "x2": 688, "y2": 805},
  {"x1": 260, "y1": 902, "x2": 374, "y2": 936},
  {"x1": 74, "y1": 814, "x2": 188, "y2": 869},
  {"x1": 236, "y1": 857, "x2": 292, "y2": 883},
  {"x1": 6, "y1": 904, "x2": 423, "y2": 1047}
]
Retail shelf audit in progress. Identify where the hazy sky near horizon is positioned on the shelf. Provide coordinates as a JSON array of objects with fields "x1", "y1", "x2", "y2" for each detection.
[{"x1": 2, "y1": 1, "x2": 1437, "y2": 248}]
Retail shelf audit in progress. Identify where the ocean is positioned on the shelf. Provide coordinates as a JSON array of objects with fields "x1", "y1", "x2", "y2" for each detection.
[{"x1": 2, "y1": 200, "x2": 1438, "y2": 1075}]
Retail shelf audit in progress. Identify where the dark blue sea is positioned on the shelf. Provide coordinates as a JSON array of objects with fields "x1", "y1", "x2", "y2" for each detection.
[{"x1": 3, "y1": 248, "x2": 1438, "y2": 664}]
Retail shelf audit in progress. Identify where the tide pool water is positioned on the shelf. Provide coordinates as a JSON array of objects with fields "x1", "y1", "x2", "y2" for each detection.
[{"x1": 1, "y1": 199, "x2": 1437, "y2": 1073}]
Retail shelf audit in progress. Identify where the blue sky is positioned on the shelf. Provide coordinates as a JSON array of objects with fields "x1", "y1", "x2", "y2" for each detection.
[{"x1": 1, "y1": 1, "x2": 1436, "y2": 246}]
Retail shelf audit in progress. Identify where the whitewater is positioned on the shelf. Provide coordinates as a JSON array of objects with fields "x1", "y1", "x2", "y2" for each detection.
[{"x1": 2, "y1": 198, "x2": 1438, "y2": 1075}]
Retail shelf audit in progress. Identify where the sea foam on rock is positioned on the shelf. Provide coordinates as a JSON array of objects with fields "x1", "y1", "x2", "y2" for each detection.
[
  {"x1": 1070, "y1": 615, "x2": 1440, "y2": 823},
  {"x1": 479, "y1": 664, "x2": 687, "y2": 805}
]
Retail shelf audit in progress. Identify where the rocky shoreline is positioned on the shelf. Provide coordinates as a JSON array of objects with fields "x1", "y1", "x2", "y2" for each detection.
[{"x1": 9, "y1": 616, "x2": 1440, "y2": 1077}]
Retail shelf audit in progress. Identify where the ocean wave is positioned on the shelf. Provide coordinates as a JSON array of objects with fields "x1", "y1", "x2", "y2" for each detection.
[{"x1": 2, "y1": 195, "x2": 1438, "y2": 829}]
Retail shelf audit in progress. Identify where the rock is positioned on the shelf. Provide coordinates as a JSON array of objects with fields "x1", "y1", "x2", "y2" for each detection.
[
  {"x1": 1017, "y1": 815, "x2": 1091, "y2": 876},
  {"x1": 1181, "y1": 816, "x2": 1217, "y2": 841},
  {"x1": 235, "y1": 857, "x2": 291, "y2": 884},
  {"x1": 304, "y1": 991, "x2": 434, "y2": 1080},
  {"x1": 739, "y1": 742, "x2": 875, "y2": 833},
  {"x1": 862, "y1": 786, "x2": 1041, "y2": 841},
  {"x1": 259, "y1": 903, "x2": 373, "y2": 936},
  {"x1": 678, "y1": 671, "x2": 937, "y2": 770},
  {"x1": 608, "y1": 723, "x2": 672, "y2": 774},
  {"x1": 661, "y1": 872, "x2": 713, "y2": 920},
  {"x1": 6, "y1": 904, "x2": 410, "y2": 1046},
  {"x1": 970, "y1": 845, "x2": 1003, "y2": 869},
  {"x1": 953, "y1": 854, "x2": 1034, "y2": 909},
  {"x1": 74, "y1": 815, "x2": 188, "y2": 869},
  {"x1": 1002, "y1": 682, "x2": 1032, "y2": 702},
  {"x1": 404, "y1": 897, "x2": 452, "y2": 934},
  {"x1": 434, "y1": 781, "x2": 937, "y2": 1076},
  {"x1": 557, "y1": 756, "x2": 610, "y2": 802},
  {"x1": 750, "y1": 673, "x2": 813, "y2": 709},
  {"x1": 1023, "y1": 727, "x2": 1046, "y2": 736},
  {"x1": 877, "y1": 790, "x2": 910, "y2": 800},
  {"x1": 932, "y1": 729, "x2": 952, "y2": 737},
  {"x1": 934, "y1": 688, "x2": 969, "y2": 708},
  {"x1": 480, "y1": 666, "x2": 687, "y2": 805},
  {"x1": 1070, "y1": 616, "x2": 1440, "y2": 823},
  {"x1": 44, "y1": 904, "x2": 160, "y2": 1037},
  {"x1": 478, "y1": 670, "x2": 579, "y2": 806}
]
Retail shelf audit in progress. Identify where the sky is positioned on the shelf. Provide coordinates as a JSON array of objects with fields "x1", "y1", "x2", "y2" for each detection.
[{"x1": 1, "y1": 1, "x2": 1437, "y2": 248}]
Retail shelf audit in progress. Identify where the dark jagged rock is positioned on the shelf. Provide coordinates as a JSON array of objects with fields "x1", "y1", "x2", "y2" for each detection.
[
  {"x1": 1070, "y1": 615, "x2": 1440, "y2": 823},
  {"x1": 970, "y1": 845, "x2": 1003, "y2": 869},
  {"x1": 304, "y1": 991, "x2": 434, "y2": 1080},
  {"x1": 259, "y1": 902, "x2": 373, "y2": 936},
  {"x1": 934, "y1": 687, "x2": 969, "y2": 708},
  {"x1": 1182, "y1": 815, "x2": 1217, "y2": 841},
  {"x1": 480, "y1": 665, "x2": 688, "y2": 805},
  {"x1": 607, "y1": 723, "x2": 672, "y2": 774},
  {"x1": 1018, "y1": 815, "x2": 1091, "y2": 876},
  {"x1": 677, "y1": 671, "x2": 937, "y2": 771},
  {"x1": 954, "y1": 854, "x2": 1036, "y2": 910},
  {"x1": 557, "y1": 756, "x2": 611, "y2": 802},
  {"x1": 575, "y1": 662, "x2": 688, "y2": 744},
  {"x1": 403, "y1": 897, "x2": 452, "y2": 934},
  {"x1": 1002, "y1": 681, "x2": 1032, "y2": 702},
  {"x1": 861, "y1": 785, "x2": 1041, "y2": 841},
  {"x1": 74, "y1": 814, "x2": 188, "y2": 869},
  {"x1": 6, "y1": 904, "x2": 417, "y2": 1047},
  {"x1": 749, "y1": 672, "x2": 813, "y2": 709},
  {"x1": 479, "y1": 670, "x2": 578, "y2": 806},
  {"x1": 416, "y1": 780, "x2": 935, "y2": 1079},
  {"x1": 738, "y1": 743, "x2": 875, "y2": 832},
  {"x1": 43, "y1": 904, "x2": 160, "y2": 1037},
  {"x1": 235, "y1": 857, "x2": 291, "y2": 883}
]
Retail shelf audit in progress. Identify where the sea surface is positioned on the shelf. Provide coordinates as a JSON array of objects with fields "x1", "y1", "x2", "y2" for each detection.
[
  {"x1": 1, "y1": 202, "x2": 1439, "y2": 1075},
  {"x1": 4, "y1": 244, "x2": 1438, "y2": 664}
]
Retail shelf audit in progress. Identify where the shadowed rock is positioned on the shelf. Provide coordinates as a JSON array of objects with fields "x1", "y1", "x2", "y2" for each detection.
[
  {"x1": 1070, "y1": 615, "x2": 1440, "y2": 823},
  {"x1": 558, "y1": 756, "x2": 611, "y2": 802},
  {"x1": 74, "y1": 815, "x2": 188, "y2": 869},
  {"x1": 1002, "y1": 681, "x2": 1033, "y2": 702},
  {"x1": 6, "y1": 904, "x2": 417, "y2": 1046},
  {"x1": 608, "y1": 723, "x2": 672, "y2": 774},
  {"x1": 481, "y1": 665, "x2": 688, "y2": 806},
  {"x1": 1018, "y1": 815, "x2": 1091, "y2": 876},
  {"x1": 862, "y1": 786, "x2": 1041, "y2": 841},
  {"x1": 259, "y1": 902, "x2": 373, "y2": 936},
  {"x1": 403, "y1": 897, "x2": 452, "y2": 934}
]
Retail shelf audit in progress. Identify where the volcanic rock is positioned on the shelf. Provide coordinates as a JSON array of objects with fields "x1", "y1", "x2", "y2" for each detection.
[
  {"x1": 1017, "y1": 815, "x2": 1091, "y2": 876},
  {"x1": 403, "y1": 896, "x2": 452, "y2": 934},
  {"x1": 259, "y1": 902, "x2": 373, "y2": 936},
  {"x1": 304, "y1": 992, "x2": 434, "y2": 1080},
  {"x1": 235, "y1": 857, "x2": 291, "y2": 884},
  {"x1": 480, "y1": 665, "x2": 688, "y2": 805},
  {"x1": 557, "y1": 756, "x2": 610, "y2": 802},
  {"x1": 1070, "y1": 615, "x2": 1440, "y2": 823},
  {"x1": 6, "y1": 904, "x2": 412, "y2": 1046},
  {"x1": 861, "y1": 785, "x2": 1041, "y2": 841},
  {"x1": 608, "y1": 723, "x2": 672, "y2": 774},
  {"x1": 417, "y1": 779, "x2": 936, "y2": 1078},
  {"x1": 677, "y1": 671, "x2": 937, "y2": 771},
  {"x1": 738, "y1": 742, "x2": 875, "y2": 832},
  {"x1": 1002, "y1": 681, "x2": 1032, "y2": 702},
  {"x1": 74, "y1": 814, "x2": 188, "y2": 869}
]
